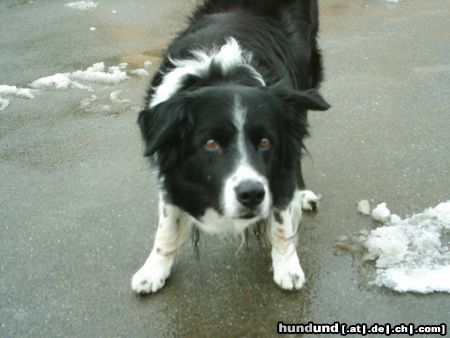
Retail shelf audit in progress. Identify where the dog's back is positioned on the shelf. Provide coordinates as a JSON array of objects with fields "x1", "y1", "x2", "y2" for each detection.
[{"x1": 147, "y1": 0, "x2": 323, "y2": 107}]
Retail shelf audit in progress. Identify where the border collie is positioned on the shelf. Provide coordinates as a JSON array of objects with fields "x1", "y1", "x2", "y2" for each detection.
[{"x1": 132, "y1": 0, "x2": 330, "y2": 294}]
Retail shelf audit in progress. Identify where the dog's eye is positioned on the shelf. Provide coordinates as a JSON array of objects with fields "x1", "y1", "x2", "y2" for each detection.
[
  {"x1": 259, "y1": 138, "x2": 271, "y2": 150},
  {"x1": 204, "y1": 139, "x2": 221, "y2": 151}
]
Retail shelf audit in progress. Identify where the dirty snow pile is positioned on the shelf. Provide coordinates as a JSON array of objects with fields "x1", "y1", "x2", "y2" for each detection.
[
  {"x1": 1, "y1": 61, "x2": 150, "y2": 111},
  {"x1": 31, "y1": 73, "x2": 88, "y2": 91},
  {"x1": 31, "y1": 62, "x2": 128, "y2": 91},
  {"x1": 130, "y1": 68, "x2": 149, "y2": 77},
  {"x1": 0, "y1": 85, "x2": 36, "y2": 111},
  {"x1": 371, "y1": 202, "x2": 392, "y2": 223},
  {"x1": 359, "y1": 201, "x2": 450, "y2": 293},
  {"x1": 65, "y1": 1, "x2": 99, "y2": 11},
  {"x1": 0, "y1": 98, "x2": 10, "y2": 111},
  {"x1": 71, "y1": 62, "x2": 128, "y2": 84},
  {"x1": 109, "y1": 90, "x2": 131, "y2": 104},
  {"x1": 0, "y1": 85, "x2": 35, "y2": 99},
  {"x1": 357, "y1": 199, "x2": 371, "y2": 215}
]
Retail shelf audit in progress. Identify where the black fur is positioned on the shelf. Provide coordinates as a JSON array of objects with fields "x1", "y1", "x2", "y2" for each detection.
[{"x1": 139, "y1": 0, "x2": 329, "y2": 219}]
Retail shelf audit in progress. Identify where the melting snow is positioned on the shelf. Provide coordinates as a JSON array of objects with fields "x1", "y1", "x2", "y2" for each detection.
[
  {"x1": 65, "y1": 1, "x2": 99, "y2": 11},
  {"x1": 372, "y1": 202, "x2": 391, "y2": 223},
  {"x1": 110, "y1": 90, "x2": 131, "y2": 104},
  {"x1": 31, "y1": 73, "x2": 81, "y2": 90},
  {"x1": 357, "y1": 200, "x2": 371, "y2": 215},
  {"x1": 0, "y1": 85, "x2": 35, "y2": 99},
  {"x1": 71, "y1": 62, "x2": 128, "y2": 84},
  {"x1": 79, "y1": 95, "x2": 98, "y2": 108},
  {"x1": 130, "y1": 68, "x2": 149, "y2": 77},
  {"x1": 144, "y1": 61, "x2": 152, "y2": 69},
  {"x1": 31, "y1": 62, "x2": 128, "y2": 91},
  {"x1": 363, "y1": 201, "x2": 450, "y2": 293},
  {"x1": 2, "y1": 61, "x2": 139, "y2": 112},
  {"x1": 0, "y1": 85, "x2": 35, "y2": 111},
  {"x1": 0, "y1": 98, "x2": 10, "y2": 111}
]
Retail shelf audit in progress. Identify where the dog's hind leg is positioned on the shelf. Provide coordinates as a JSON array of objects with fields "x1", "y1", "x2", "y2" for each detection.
[
  {"x1": 269, "y1": 190, "x2": 305, "y2": 290},
  {"x1": 131, "y1": 192, "x2": 190, "y2": 294},
  {"x1": 296, "y1": 160, "x2": 321, "y2": 212},
  {"x1": 300, "y1": 189, "x2": 321, "y2": 212}
]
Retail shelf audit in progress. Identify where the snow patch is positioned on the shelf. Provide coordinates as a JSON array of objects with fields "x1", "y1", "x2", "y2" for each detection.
[
  {"x1": 31, "y1": 62, "x2": 128, "y2": 91},
  {"x1": 0, "y1": 85, "x2": 35, "y2": 99},
  {"x1": 80, "y1": 95, "x2": 98, "y2": 108},
  {"x1": 372, "y1": 202, "x2": 391, "y2": 223},
  {"x1": 31, "y1": 73, "x2": 83, "y2": 90},
  {"x1": 110, "y1": 90, "x2": 131, "y2": 104},
  {"x1": 357, "y1": 200, "x2": 371, "y2": 215},
  {"x1": 0, "y1": 85, "x2": 36, "y2": 111},
  {"x1": 385, "y1": 0, "x2": 402, "y2": 3},
  {"x1": 0, "y1": 98, "x2": 10, "y2": 111},
  {"x1": 130, "y1": 68, "x2": 149, "y2": 77},
  {"x1": 2, "y1": 61, "x2": 130, "y2": 112},
  {"x1": 71, "y1": 62, "x2": 128, "y2": 84},
  {"x1": 65, "y1": 1, "x2": 99, "y2": 11},
  {"x1": 144, "y1": 61, "x2": 152, "y2": 70},
  {"x1": 390, "y1": 214, "x2": 402, "y2": 224},
  {"x1": 363, "y1": 201, "x2": 450, "y2": 293}
]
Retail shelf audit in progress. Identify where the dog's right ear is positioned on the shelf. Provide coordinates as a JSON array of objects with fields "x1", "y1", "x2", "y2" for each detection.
[{"x1": 138, "y1": 95, "x2": 194, "y2": 169}]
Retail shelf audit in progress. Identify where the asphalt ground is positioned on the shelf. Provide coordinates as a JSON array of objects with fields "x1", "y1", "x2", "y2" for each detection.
[{"x1": 1, "y1": 0, "x2": 449, "y2": 337}]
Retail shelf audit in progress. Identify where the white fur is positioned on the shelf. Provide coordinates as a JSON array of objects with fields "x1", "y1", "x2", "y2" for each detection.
[
  {"x1": 300, "y1": 189, "x2": 321, "y2": 211},
  {"x1": 221, "y1": 98, "x2": 272, "y2": 219},
  {"x1": 195, "y1": 208, "x2": 255, "y2": 235},
  {"x1": 272, "y1": 243, "x2": 305, "y2": 290},
  {"x1": 131, "y1": 196, "x2": 190, "y2": 294},
  {"x1": 149, "y1": 37, "x2": 265, "y2": 108},
  {"x1": 131, "y1": 251, "x2": 174, "y2": 293},
  {"x1": 270, "y1": 190, "x2": 305, "y2": 290}
]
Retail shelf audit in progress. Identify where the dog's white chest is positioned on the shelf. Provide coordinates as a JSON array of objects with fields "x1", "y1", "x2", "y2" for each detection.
[{"x1": 193, "y1": 208, "x2": 259, "y2": 235}]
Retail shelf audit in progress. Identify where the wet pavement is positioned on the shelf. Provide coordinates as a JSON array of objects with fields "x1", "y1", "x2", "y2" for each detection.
[{"x1": 1, "y1": 0, "x2": 449, "y2": 337}]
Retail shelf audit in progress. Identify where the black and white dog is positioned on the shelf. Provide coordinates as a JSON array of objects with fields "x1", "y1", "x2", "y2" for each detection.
[{"x1": 132, "y1": 0, "x2": 330, "y2": 293}]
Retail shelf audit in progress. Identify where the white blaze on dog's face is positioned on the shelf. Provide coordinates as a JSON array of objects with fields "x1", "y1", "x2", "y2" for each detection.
[{"x1": 221, "y1": 97, "x2": 272, "y2": 221}]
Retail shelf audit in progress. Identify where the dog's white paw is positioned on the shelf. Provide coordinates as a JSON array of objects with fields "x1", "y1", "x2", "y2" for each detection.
[
  {"x1": 131, "y1": 258, "x2": 171, "y2": 294},
  {"x1": 300, "y1": 190, "x2": 321, "y2": 212},
  {"x1": 273, "y1": 252, "x2": 305, "y2": 290}
]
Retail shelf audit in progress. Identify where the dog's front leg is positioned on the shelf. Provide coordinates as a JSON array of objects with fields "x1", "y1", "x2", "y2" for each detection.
[
  {"x1": 269, "y1": 191, "x2": 305, "y2": 290},
  {"x1": 132, "y1": 193, "x2": 190, "y2": 294}
]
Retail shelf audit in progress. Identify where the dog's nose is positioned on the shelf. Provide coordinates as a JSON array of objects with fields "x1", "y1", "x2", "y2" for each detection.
[{"x1": 235, "y1": 180, "x2": 265, "y2": 209}]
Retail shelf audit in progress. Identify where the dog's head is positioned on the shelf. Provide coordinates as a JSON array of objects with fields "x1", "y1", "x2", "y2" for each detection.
[{"x1": 138, "y1": 82, "x2": 329, "y2": 224}]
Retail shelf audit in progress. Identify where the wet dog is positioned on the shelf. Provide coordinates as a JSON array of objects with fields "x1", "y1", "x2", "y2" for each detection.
[{"x1": 132, "y1": 0, "x2": 330, "y2": 293}]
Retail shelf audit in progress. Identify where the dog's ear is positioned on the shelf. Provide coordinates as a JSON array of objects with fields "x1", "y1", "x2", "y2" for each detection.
[
  {"x1": 291, "y1": 88, "x2": 331, "y2": 111},
  {"x1": 270, "y1": 84, "x2": 331, "y2": 112},
  {"x1": 268, "y1": 83, "x2": 330, "y2": 170},
  {"x1": 138, "y1": 95, "x2": 194, "y2": 170}
]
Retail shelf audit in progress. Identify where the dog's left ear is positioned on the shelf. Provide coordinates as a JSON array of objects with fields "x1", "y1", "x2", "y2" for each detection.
[
  {"x1": 291, "y1": 88, "x2": 331, "y2": 111},
  {"x1": 270, "y1": 84, "x2": 331, "y2": 111},
  {"x1": 269, "y1": 83, "x2": 331, "y2": 170}
]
